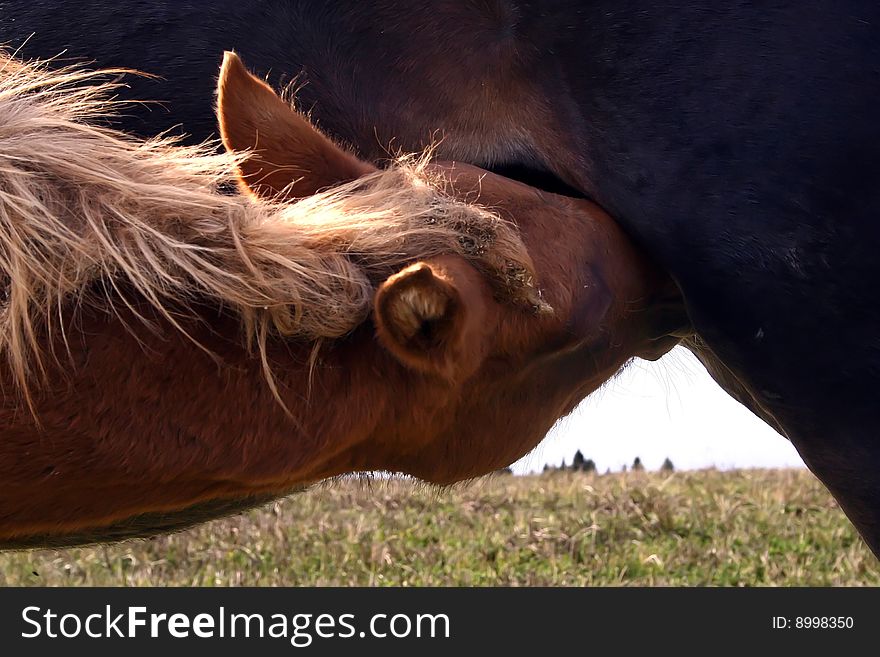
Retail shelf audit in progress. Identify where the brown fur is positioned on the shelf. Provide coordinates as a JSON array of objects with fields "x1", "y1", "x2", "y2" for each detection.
[
  {"x1": 0, "y1": 53, "x2": 542, "y2": 410},
  {"x1": 217, "y1": 52, "x2": 376, "y2": 199},
  {"x1": 0, "y1": 53, "x2": 685, "y2": 547}
]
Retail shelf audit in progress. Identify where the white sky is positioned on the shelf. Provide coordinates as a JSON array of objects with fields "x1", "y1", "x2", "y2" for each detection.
[{"x1": 512, "y1": 346, "x2": 807, "y2": 474}]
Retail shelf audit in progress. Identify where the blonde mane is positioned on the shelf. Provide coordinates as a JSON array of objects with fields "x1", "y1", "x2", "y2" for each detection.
[{"x1": 0, "y1": 54, "x2": 543, "y2": 405}]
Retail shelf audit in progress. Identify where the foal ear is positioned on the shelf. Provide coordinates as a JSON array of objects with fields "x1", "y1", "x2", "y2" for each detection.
[
  {"x1": 216, "y1": 51, "x2": 376, "y2": 200},
  {"x1": 374, "y1": 257, "x2": 496, "y2": 381}
]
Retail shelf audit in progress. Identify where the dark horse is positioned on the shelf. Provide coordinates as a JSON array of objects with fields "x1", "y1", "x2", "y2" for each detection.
[{"x1": 4, "y1": 0, "x2": 880, "y2": 557}]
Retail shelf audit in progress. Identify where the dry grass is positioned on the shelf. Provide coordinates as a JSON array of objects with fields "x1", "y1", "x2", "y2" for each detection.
[{"x1": 1, "y1": 469, "x2": 876, "y2": 586}]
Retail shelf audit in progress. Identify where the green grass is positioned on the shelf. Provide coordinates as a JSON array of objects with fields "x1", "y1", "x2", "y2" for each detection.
[{"x1": 1, "y1": 469, "x2": 877, "y2": 586}]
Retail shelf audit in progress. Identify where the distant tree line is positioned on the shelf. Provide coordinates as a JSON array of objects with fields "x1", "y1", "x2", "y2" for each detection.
[{"x1": 542, "y1": 452, "x2": 676, "y2": 474}]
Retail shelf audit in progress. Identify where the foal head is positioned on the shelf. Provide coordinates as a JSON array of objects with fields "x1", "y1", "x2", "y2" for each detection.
[
  {"x1": 0, "y1": 52, "x2": 686, "y2": 547},
  {"x1": 217, "y1": 52, "x2": 686, "y2": 482}
]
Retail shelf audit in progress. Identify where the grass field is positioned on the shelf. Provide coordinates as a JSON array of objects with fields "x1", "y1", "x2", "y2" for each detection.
[{"x1": 1, "y1": 468, "x2": 877, "y2": 586}]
